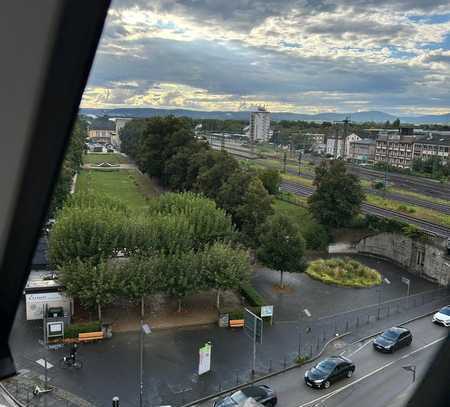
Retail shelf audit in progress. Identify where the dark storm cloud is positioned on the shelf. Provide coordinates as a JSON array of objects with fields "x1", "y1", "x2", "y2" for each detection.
[
  {"x1": 89, "y1": 36, "x2": 428, "y2": 97},
  {"x1": 111, "y1": 0, "x2": 449, "y2": 33}
]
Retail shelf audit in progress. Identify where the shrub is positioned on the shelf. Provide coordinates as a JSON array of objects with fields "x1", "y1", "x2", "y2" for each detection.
[
  {"x1": 65, "y1": 321, "x2": 102, "y2": 338},
  {"x1": 240, "y1": 283, "x2": 266, "y2": 307}
]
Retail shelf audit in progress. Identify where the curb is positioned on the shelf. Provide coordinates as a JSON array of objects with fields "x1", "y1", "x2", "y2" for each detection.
[
  {"x1": 181, "y1": 332, "x2": 351, "y2": 407},
  {"x1": 0, "y1": 383, "x2": 25, "y2": 407},
  {"x1": 349, "y1": 305, "x2": 444, "y2": 345}
]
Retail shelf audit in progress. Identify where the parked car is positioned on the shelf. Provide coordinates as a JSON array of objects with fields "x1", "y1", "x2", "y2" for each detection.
[
  {"x1": 213, "y1": 385, "x2": 277, "y2": 407},
  {"x1": 304, "y1": 356, "x2": 355, "y2": 389},
  {"x1": 432, "y1": 305, "x2": 450, "y2": 327},
  {"x1": 373, "y1": 327, "x2": 412, "y2": 353}
]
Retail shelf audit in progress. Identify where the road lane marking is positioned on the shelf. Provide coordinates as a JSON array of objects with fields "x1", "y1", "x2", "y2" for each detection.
[
  {"x1": 346, "y1": 339, "x2": 373, "y2": 357},
  {"x1": 297, "y1": 336, "x2": 446, "y2": 407}
]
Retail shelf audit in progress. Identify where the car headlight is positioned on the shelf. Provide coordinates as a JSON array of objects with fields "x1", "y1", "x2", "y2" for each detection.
[{"x1": 313, "y1": 379, "x2": 324, "y2": 384}]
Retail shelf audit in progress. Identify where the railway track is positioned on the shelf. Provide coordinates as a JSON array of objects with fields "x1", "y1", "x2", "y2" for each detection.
[{"x1": 281, "y1": 181, "x2": 450, "y2": 238}]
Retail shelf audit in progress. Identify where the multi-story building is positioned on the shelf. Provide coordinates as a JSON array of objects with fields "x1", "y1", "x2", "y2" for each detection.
[
  {"x1": 113, "y1": 118, "x2": 133, "y2": 149},
  {"x1": 345, "y1": 133, "x2": 361, "y2": 159},
  {"x1": 375, "y1": 127, "x2": 449, "y2": 169},
  {"x1": 413, "y1": 133, "x2": 449, "y2": 165},
  {"x1": 249, "y1": 107, "x2": 271, "y2": 142},
  {"x1": 326, "y1": 136, "x2": 344, "y2": 157},
  {"x1": 88, "y1": 128, "x2": 114, "y2": 144},
  {"x1": 348, "y1": 138, "x2": 376, "y2": 163},
  {"x1": 375, "y1": 127, "x2": 415, "y2": 168}
]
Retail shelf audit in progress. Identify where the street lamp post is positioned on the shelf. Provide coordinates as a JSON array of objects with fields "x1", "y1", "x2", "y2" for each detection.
[
  {"x1": 377, "y1": 277, "x2": 391, "y2": 320},
  {"x1": 139, "y1": 323, "x2": 152, "y2": 407}
]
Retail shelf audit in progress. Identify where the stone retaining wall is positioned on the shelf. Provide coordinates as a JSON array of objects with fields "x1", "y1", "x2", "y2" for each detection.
[{"x1": 356, "y1": 232, "x2": 450, "y2": 286}]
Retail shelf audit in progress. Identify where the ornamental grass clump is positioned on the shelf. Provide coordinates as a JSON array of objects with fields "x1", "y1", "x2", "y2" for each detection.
[{"x1": 306, "y1": 257, "x2": 382, "y2": 288}]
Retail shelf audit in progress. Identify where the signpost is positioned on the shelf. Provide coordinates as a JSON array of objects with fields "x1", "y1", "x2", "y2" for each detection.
[
  {"x1": 198, "y1": 342, "x2": 212, "y2": 375},
  {"x1": 244, "y1": 308, "x2": 263, "y2": 376},
  {"x1": 260, "y1": 305, "x2": 274, "y2": 325},
  {"x1": 401, "y1": 277, "x2": 411, "y2": 297}
]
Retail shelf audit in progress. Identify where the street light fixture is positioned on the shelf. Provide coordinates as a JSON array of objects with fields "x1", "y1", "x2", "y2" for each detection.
[{"x1": 139, "y1": 323, "x2": 152, "y2": 407}]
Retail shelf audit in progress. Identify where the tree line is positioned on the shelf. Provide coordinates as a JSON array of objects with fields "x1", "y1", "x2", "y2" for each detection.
[
  {"x1": 49, "y1": 119, "x2": 87, "y2": 216},
  {"x1": 120, "y1": 116, "x2": 281, "y2": 245},
  {"x1": 50, "y1": 191, "x2": 251, "y2": 319},
  {"x1": 120, "y1": 116, "x2": 309, "y2": 287}
]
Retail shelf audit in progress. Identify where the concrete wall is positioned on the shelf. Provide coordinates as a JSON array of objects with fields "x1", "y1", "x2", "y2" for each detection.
[{"x1": 357, "y1": 232, "x2": 450, "y2": 286}]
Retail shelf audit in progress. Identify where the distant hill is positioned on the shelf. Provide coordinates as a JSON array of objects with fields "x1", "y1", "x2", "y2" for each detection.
[{"x1": 79, "y1": 108, "x2": 450, "y2": 124}]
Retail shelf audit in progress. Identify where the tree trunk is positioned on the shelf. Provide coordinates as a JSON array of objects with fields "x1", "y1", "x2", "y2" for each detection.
[
  {"x1": 216, "y1": 288, "x2": 221, "y2": 310},
  {"x1": 177, "y1": 299, "x2": 182, "y2": 313},
  {"x1": 280, "y1": 270, "x2": 284, "y2": 289},
  {"x1": 141, "y1": 296, "x2": 145, "y2": 319},
  {"x1": 97, "y1": 303, "x2": 102, "y2": 321}
]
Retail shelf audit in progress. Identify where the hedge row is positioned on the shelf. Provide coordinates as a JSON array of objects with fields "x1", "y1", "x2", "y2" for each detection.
[
  {"x1": 240, "y1": 283, "x2": 266, "y2": 307},
  {"x1": 65, "y1": 321, "x2": 102, "y2": 338}
]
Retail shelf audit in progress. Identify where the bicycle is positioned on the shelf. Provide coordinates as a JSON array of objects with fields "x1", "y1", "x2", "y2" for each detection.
[{"x1": 59, "y1": 356, "x2": 83, "y2": 369}]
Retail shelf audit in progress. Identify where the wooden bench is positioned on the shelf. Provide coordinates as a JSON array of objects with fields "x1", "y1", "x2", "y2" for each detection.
[
  {"x1": 78, "y1": 331, "x2": 104, "y2": 343},
  {"x1": 229, "y1": 319, "x2": 245, "y2": 328}
]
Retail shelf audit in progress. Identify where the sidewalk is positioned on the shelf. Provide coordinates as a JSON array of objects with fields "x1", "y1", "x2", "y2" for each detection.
[{"x1": 1, "y1": 368, "x2": 94, "y2": 407}]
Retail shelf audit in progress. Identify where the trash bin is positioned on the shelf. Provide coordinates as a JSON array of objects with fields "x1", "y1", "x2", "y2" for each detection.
[
  {"x1": 218, "y1": 313, "x2": 229, "y2": 328},
  {"x1": 101, "y1": 321, "x2": 113, "y2": 338}
]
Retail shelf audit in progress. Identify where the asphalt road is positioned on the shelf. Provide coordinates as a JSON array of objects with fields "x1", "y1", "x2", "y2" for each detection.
[{"x1": 199, "y1": 316, "x2": 449, "y2": 407}]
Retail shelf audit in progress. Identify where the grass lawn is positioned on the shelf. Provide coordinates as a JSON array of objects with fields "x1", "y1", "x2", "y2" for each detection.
[
  {"x1": 366, "y1": 194, "x2": 450, "y2": 228},
  {"x1": 76, "y1": 169, "x2": 159, "y2": 210},
  {"x1": 83, "y1": 153, "x2": 130, "y2": 165},
  {"x1": 387, "y1": 187, "x2": 450, "y2": 206},
  {"x1": 306, "y1": 257, "x2": 382, "y2": 288},
  {"x1": 282, "y1": 172, "x2": 314, "y2": 187}
]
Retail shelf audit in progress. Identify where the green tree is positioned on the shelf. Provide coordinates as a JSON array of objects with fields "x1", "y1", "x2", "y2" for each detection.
[
  {"x1": 49, "y1": 205, "x2": 125, "y2": 266},
  {"x1": 217, "y1": 170, "x2": 274, "y2": 244},
  {"x1": 257, "y1": 168, "x2": 281, "y2": 195},
  {"x1": 194, "y1": 150, "x2": 240, "y2": 200},
  {"x1": 393, "y1": 118, "x2": 401, "y2": 128},
  {"x1": 60, "y1": 259, "x2": 119, "y2": 321},
  {"x1": 200, "y1": 243, "x2": 251, "y2": 309},
  {"x1": 257, "y1": 214, "x2": 306, "y2": 288},
  {"x1": 118, "y1": 255, "x2": 162, "y2": 318},
  {"x1": 308, "y1": 160, "x2": 365, "y2": 228},
  {"x1": 161, "y1": 250, "x2": 202, "y2": 312}
]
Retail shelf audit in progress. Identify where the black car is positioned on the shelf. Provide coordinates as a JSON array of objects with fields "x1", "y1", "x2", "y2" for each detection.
[
  {"x1": 373, "y1": 327, "x2": 412, "y2": 353},
  {"x1": 213, "y1": 385, "x2": 277, "y2": 407},
  {"x1": 304, "y1": 356, "x2": 355, "y2": 389}
]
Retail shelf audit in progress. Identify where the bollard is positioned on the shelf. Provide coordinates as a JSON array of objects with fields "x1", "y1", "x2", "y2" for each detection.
[
  {"x1": 316, "y1": 337, "x2": 320, "y2": 351},
  {"x1": 112, "y1": 396, "x2": 120, "y2": 407},
  {"x1": 269, "y1": 360, "x2": 272, "y2": 372}
]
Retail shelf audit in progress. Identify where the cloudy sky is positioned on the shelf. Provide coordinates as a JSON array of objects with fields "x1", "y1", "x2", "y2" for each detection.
[{"x1": 81, "y1": 0, "x2": 450, "y2": 115}]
